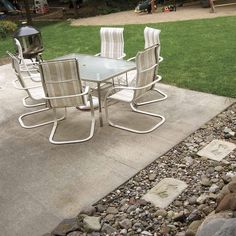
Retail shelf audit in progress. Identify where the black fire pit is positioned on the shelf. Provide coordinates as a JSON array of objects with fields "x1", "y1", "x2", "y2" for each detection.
[{"x1": 13, "y1": 23, "x2": 44, "y2": 60}]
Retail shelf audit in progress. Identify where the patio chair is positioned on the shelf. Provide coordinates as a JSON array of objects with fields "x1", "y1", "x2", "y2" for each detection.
[
  {"x1": 10, "y1": 53, "x2": 64, "y2": 128},
  {"x1": 127, "y1": 27, "x2": 167, "y2": 101},
  {"x1": 14, "y1": 38, "x2": 40, "y2": 81},
  {"x1": 39, "y1": 58, "x2": 95, "y2": 144},
  {"x1": 95, "y1": 27, "x2": 127, "y2": 86},
  {"x1": 104, "y1": 45, "x2": 165, "y2": 134}
]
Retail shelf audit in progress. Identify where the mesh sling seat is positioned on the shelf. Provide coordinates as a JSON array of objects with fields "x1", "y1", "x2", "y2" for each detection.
[
  {"x1": 104, "y1": 45, "x2": 165, "y2": 134},
  {"x1": 9, "y1": 53, "x2": 64, "y2": 129},
  {"x1": 39, "y1": 58, "x2": 95, "y2": 144}
]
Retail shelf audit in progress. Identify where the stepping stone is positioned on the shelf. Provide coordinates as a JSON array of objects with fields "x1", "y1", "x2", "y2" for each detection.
[
  {"x1": 197, "y1": 139, "x2": 236, "y2": 161},
  {"x1": 142, "y1": 178, "x2": 187, "y2": 208}
]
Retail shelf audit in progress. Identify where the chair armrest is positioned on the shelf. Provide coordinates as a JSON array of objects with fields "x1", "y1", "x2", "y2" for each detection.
[
  {"x1": 127, "y1": 56, "x2": 135, "y2": 62},
  {"x1": 117, "y1": 53, "x2": 126, "y2": 60},
  {"x1": 106, "y1": 74, "x2": 162, "y2": 96}
]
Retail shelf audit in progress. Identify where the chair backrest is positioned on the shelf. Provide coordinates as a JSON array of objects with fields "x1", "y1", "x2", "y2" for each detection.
[
  {"x1": 144, "y1": 27, "x2": 161, "y2": 59},
  {"x1": 100, "y1": 27, "x2": 125, "y2": 59},
  {"x1": 134, "y1": 45, "x2": 159, "y2": 100},
  {"x1": 39, "y1": 59, "x2": 84, "y2": 108}
]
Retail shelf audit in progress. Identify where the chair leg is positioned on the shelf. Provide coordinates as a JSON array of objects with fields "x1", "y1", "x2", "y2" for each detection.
[
  {"x1": 23, "y1": 96, "x2": 45, "y2": 108},
  {"x1": 105, "y1": 99, "x2": 165, "y2": 134},
  {"x1": 19, "y1": 107, "x2": 66, "y2": 129},
  {"x1": 134, "y1": 88, "x2": 167, "y2": 106},
  {"x1": 49, "y1": 96, "x2": 96, "y2": 145}
]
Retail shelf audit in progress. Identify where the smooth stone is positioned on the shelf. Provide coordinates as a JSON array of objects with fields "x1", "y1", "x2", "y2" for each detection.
[
  {"x1": 228, "y1": 181, "x2": 236, "y2": 193},
  {"x1": 119, "y1": 219, "x2": 132, "y2": 229},
  {"x1": 155, "y1": 209, "x2": 167, "y2": 217},
  {"x1": 83, "y1": 216, "x2": 101, "y2": 232},
  {"x1": 215, "y1": 193, "x2": 236, "y2": 213},
  {"x1": 196, "y1": 217, "x2": 236, "y2": 236},
  {"x1": 101, "y1": 223, "x2": 116, "y2": 234},
  {"x1": 209, "y1": 184, "x2": 220, "y2": 193},
  {"x1": 215, "y1": 166, "x2": 224, "y2": 172},
  {"x1": 52, "y1": 218, "x2": 79, "y2": 236},
  {"x1": 106, "y1": 206, "x2": 119, "y2": 214},
  {"x1": 187, "y1": 220, "x2": 203, "y2": 235},
  {"x1": 141, "y1": 230, "x2": 152, "y2": 235}
]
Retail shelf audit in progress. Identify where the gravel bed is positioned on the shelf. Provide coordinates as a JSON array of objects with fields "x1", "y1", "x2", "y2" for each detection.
[{"x1": 51, "y1": 102, "x2": 236, "y2": 236}]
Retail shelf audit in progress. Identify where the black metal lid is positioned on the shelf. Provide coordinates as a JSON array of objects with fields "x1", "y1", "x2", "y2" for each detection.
[{"x1": 13, "y1": 23, "x2": 41, "y2": 38}]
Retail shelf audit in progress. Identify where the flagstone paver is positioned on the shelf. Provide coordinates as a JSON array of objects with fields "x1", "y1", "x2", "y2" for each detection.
[
  {"x1": 197, "y1": 139, "x2": 236, "y2": 161},
  {"x1": 142, "y1": 178, "x2": 187, "y2": 208}
]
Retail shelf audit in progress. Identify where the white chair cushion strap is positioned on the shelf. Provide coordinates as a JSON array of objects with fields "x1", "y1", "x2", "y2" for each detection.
[
  {"x1": 100, "y1": 27, "x2": 124, "y2": 59},
  {"x1": 40, "y1": 59, "x2": 84, "y2": 108}
]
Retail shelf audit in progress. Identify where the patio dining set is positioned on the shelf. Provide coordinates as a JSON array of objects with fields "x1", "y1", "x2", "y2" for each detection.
[{"x1": 7, "y1": 26, "x2": 167, "y2": 145}]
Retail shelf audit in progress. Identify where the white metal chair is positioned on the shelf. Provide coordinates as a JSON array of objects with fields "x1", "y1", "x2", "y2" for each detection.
[
  {"x1": 10, "y1": 53, "x2": 64, "y2": 129},
  {"x1": 104, "y1": 45, "x2": 165, "y2": 134},
  {"x1": 39, "y1": 58, "x2": 95, "y2": 144},
  {"x1": 14, "y1": 38, "x2": 40, "y2": 81},
  {"x1": 127, "y1": 27, "x2": 167, "y2": 101}
]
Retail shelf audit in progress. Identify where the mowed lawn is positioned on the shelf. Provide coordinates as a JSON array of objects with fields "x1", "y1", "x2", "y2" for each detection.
[{"x1": 1, "y1": 16, "x2": 236, "y2": 98}]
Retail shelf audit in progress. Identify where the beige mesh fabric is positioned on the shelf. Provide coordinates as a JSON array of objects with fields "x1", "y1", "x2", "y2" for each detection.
[
  {"x1": 134, "y1": 45, "x2": 158, "y2": 100},
  {"x1": 144, "y1": 27, "x2": 161, "y2": 60},
  {"x1": 100, "y1": 27, "x2": 124, "y2": 59},
  {"x1": 40, "y1": 59, "x2": 84, "y2": 108}
]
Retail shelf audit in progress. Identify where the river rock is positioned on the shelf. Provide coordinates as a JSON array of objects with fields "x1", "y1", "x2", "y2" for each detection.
[
  {"x1": 228, "y1": 181, "x2": 236, "y2": 193},
  {"x1": 52, "y1": 218, "x2": 79, "y2": 236},
  {"x1": 101, "y1": 223, "x2": 116, "y2": 234},
  {"x1": 215, "y1": 193, "x2": 236, "y2": 212},
  {"x1": 83, "y1": 216, "x2": 101, "y2": 232},
  {"x1": 119, "y1": 219, "x2": 132, "y2": 229}
]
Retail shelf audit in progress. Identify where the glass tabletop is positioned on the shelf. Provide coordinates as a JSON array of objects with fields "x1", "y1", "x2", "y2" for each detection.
[{"x1": 57, "y1": 53, "x2": 136, "y2": 83}]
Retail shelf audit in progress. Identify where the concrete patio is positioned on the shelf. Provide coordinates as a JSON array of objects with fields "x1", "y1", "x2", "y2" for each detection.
[{"x1": 0, "y1": 62, "x2": 234, "y2": 235}]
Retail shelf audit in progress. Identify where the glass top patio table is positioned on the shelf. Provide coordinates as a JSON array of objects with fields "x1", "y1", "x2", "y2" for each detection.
[{"x1": 57, "y1": 53, "x2": 136, "y2": 83}]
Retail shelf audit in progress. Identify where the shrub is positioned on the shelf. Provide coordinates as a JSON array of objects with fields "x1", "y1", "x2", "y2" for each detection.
[{"x1": 0, "y1": 20, "x2": 17, "y2": 35}]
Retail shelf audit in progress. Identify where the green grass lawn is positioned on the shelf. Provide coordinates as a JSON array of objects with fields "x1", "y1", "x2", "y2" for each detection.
[{"x1": 1, "y1": 16, "x2": 236, "y2": 98}]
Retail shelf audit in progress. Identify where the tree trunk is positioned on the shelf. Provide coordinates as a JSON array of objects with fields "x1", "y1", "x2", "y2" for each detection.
[
  {"x1": 72, "y1": 0, "x2": 78, "y2": 18},
  {"x1": 23, "y1": 0, "x2": 32, "y2": 24}
]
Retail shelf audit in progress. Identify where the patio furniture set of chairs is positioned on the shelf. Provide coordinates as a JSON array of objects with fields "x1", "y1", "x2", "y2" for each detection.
[{"x1": 7, "y1": 26, "x2": 167, "y2": 145}]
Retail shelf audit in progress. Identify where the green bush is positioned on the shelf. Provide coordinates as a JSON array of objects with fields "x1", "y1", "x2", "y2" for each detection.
[{"x1": 0, "y1": 20, "x2": 17, "y2": 35}]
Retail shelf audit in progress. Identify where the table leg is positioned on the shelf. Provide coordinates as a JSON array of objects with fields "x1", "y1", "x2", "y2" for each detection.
[{"x1": 97, "y1": 82, "x2": 103, "y2": 127}]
